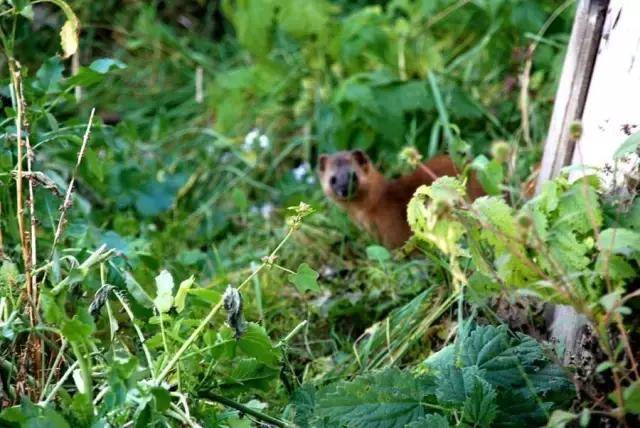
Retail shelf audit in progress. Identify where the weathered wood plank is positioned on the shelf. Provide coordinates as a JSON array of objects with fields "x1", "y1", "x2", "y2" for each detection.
[
  {"x1": 536, "y1": 0, "x2": 609, "y2": 190},
  {"x1": 571, "y1": 0, "x2": 640, "y2": 184},
  {"x1": 540, "y1": 0, "x2": 640, "y2": 365}
]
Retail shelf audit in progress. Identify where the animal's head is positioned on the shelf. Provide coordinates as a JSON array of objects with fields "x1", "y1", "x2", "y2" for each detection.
[{"x1": 317, "y1": 150, "x2": 377, "y2": 202}]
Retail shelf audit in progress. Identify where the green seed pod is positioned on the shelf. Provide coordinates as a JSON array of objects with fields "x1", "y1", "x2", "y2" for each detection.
[
  {"x1": 516, "y1": 212, "x2": 533, "y2": 228},
  {"x1": 569, "y1": 121, "x2": 583, "y2": 140},
  {"x1": 491, "y1": 140, "x2": 511, "y2": 163}
]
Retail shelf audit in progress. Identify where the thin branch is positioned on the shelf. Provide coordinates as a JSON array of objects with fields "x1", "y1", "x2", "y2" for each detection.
[{"x1": 51, "y1": 108, "x2": 95, "y2": 254}]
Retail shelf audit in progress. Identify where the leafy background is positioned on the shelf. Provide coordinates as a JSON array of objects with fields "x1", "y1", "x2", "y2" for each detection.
[{"x1": 4, "y1": 0, "x2": 639, "y2": 427}]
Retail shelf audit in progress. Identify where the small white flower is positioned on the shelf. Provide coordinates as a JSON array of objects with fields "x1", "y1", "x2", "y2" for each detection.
[
  {"x1": 260, "y1": 203, "x2": 274, "y2": 220},
  {"x1": 258, "y1": 134, "x2": 270, "y2": 149},
  {"x1": 243, "y1": 128, "x2": 260, "y2": 150},
  {"x1": 306, "y1": 176, "x2": 316, "y2": 184},
  {"x1": 292, "y1": 162, "x2": 311, "y2": 182}
]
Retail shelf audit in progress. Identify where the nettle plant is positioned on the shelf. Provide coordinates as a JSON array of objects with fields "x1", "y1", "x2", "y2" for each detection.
[
  {"x1": 405, "y1": 141, "x2": 640, "y2": 423},
  {"x1": 288, "y1": 322, "x2": 574, "y2": 428}
]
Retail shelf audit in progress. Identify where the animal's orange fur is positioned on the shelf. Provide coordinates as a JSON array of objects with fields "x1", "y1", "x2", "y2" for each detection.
[{"x1": 318, "y1": 151, "x2": 485, "y2": 249}]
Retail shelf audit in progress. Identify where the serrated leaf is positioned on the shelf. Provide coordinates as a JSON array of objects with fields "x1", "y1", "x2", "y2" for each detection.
[
  {"x1": 462, "y1": 377, "x2": 497, "y2": 427},
  {"x1": 289, "y1": 263, "x2": 320, "y2": 293},
  {"x1": 237, "y1": 322, "x2": 280, "y2": 367},
  {"x1": 598, "y1": 228, "x2": 640, "y2": 256},
  {"x1": 291, "y1": 385, "x2": 316, "y2": 428},
  {"x1": 315, "y1": 368, "x2": 432, "y2": 428},
  {"x1": 556, "y1": 179, "x2": 602, "y2": 234},
  {"x1": 153, "y1": 270, "x2": 174, "y2": 313},
  {"x1": 405, "y1": 414, "x2": 450, "y2": 428}
]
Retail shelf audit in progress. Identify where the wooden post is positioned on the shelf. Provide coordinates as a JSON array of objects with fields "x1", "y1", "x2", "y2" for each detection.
[{"x1": 538, "y1": 0, "x2": 640, "y2": 363}]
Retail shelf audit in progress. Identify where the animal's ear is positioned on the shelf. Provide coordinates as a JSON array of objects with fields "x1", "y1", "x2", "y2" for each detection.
[
  {"x1": 318, "y1": 154, "x2": 328, "y2": 173},
  {"x1": 351, "y1": 149, "x2": 369, "y2": 167}
]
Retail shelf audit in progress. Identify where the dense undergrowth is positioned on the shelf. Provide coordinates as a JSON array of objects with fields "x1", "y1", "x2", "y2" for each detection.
[{"x1": 1, "y1": 0, "x2": 639, "y2": 426}]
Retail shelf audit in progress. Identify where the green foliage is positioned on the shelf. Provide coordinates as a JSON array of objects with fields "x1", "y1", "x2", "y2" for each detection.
[
  {"x1": 288, "y1": 263, "x2": 320, "y2": 293},
  {"x1": 292, "y1": 323, "x2": 573, "y2": 427},
  {"x1": 2, "y1": 0, "x2": 619, "y2": 426},
  {"x1": 408, "y1": 172, "x2": 640, "y2": 307}
]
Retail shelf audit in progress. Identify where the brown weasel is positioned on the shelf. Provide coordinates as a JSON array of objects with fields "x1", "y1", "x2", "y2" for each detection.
[{"x1": 317, "y1": 150, "x2": 485, "y2": 249}]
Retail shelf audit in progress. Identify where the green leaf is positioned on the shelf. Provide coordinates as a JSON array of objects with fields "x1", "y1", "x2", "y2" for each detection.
[
  {"x1": 34, "y1": 57, "x2": 64, "y2": 94},
  {"x1": 222, "y1": 0, "x2": 276, "y2": 57},
  {"x1": 237, "y1": 322, "x2": 280, "y2": 367},
  {"x1": 462, "y1": 377, "x2": 497, "y2": 427},
  {"x1": 219, "y1": 357, "x2": 279, "y2": 393},
  {"x1": 125, "y1": 272, "x2": 154, "y2": 308},
  {"x1": 614, "y1": 130, "x2": 640, "y2": 159},
  {"x1": 0, "y1": 398, "x2": 70, "y2": 427},
  {"x1": 471, "y1": 155, "x2": 504, "y2": 196},
  {"x1": 546, "y1": 410, "x2": 577, "y2": 428},
  {"x1": 315, "y1": 368, "x2": 432, "y2": 428},
  {"x1": 150, "y1": 386, "x2": 171, "y2": 412},
  {"x1": 405, "y1": 414, "x2": 450, "y2": 428},
  {"x1": 289, "y1": 263, "x2": 320, "y2": 293},
  {"x1": 623, "y1": 380, "x2": 640, "y2": 414},
  {"x1": 366, "y1": 245, "x2": 391, "y2": 263},
  {"x1": 174, "y1": 275, "x2": 195, "y2": 313},
  {"x1": 556, "y1": 179, "x2": 602, "y2": 234},
  {"x1": 278, "y1": 0, "x2": 331, "y2": 39},
  {"x1": 153, "y1": 270, "x2": 174, "y2": 313},
  {"x1": 291, "y1": 385, "x2": 316, "y2": 428},
  {"x1": 232, "y1": 188, "x2": 249, "y2": 212},
  {"x1": 599, "y1": 291, "x2": 621, "y2": 312},
  {"x1": 89, "y1": 58, "x2": 127, "y2": 73},
  {"x1": 61, "y1": 317, "x2": 94, "y2": 344},
  {"x1": 598, "y1": 228, "x2": 640, "y2": 256}
]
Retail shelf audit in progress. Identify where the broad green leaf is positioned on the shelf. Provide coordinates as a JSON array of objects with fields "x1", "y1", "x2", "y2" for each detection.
[
  {"x1": 219, "y1": 357, "x2": 279, "y2": 393},
  {"x1": 154, "y1": 269, "x2": 174, "y2": 313},
  {"x1": 278, "y1": 0, "x2": 331, "y2": 39},
  {"x1": 291, "y1": 385, "x2": 316, "y2": 428},
  {"x1": 90, "y1": 58, "x2": 127, "y2": 73},
  {"x1": 546, "y1": 410, "x2": 577, "y2": 428},
  {"x1": 150, "y1": 386, "x2": 171, "y2": 412},
  {"x1": 61, "y1": 317, "x2": 94, "y2": 344},
  {"x1": 34, "y1": 57, "x2": 64, "y2": 94},
  {"x1": 598, "y1": 228, "x2": 640, "y2": 256},
  {"x1": 471, "y1": 155, "x2": 504, "y2": 196},
  {"x1": 125, "y1": 272, "x2": 153, "y2": 308},
  {"x1": 623, "y1": 380, "x2": 640, "y2": 414},
  {"x1": 174, "y1": 275, "x2": 195, "y2": 313},
  {"x1": 222, "y1": 0, "x2": 276, "y2": 57},
  {"x1": 315, "y1": 368, "x2": 432, "y2": 428},
  {"x1": 237, "y1": 322, "x2": 280, "y2": 367},
  {"x1": 405, "y1": 414, "x2": 450, "y2": 428},
  {"x1": 288, "y1": 263, "x2": 320, "y2": 293},
  {"x1": 366, "y1": 245, "x2": 391, "y2": 262},
  {"x1": 556, "y1": 179, "x2": 602, "y2": 234},
  {"x1": 462, "y1": 377, "x2": 497, "y2": 427}
]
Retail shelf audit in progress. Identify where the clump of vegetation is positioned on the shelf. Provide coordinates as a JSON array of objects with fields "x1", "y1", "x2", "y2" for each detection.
[{"x1": 1, "y1": 0, "x2": 639, "y2": 427}]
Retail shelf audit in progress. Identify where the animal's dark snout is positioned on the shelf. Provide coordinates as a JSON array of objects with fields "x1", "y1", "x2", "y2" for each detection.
[{"x1": 331, "y1": 170, "x2": 358, "y2": 199}]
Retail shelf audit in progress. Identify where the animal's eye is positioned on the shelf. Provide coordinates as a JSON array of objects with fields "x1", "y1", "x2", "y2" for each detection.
[{"x1": 330, "y1": 176, "x2": 337, "y2": 185}]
